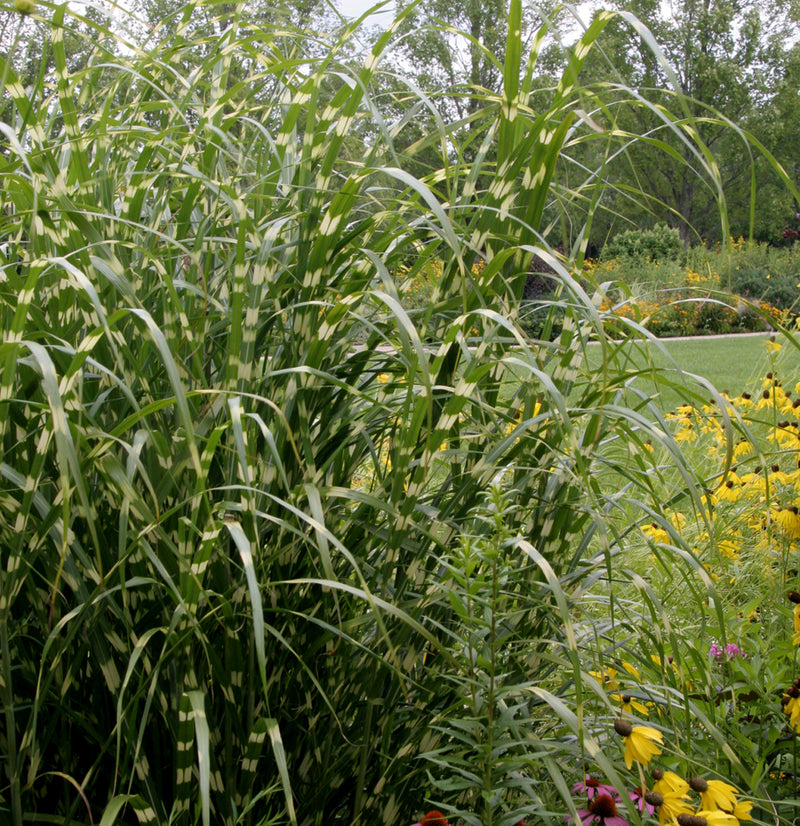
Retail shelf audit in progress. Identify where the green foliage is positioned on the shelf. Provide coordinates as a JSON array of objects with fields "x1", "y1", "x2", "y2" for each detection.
[
  {"x1": 721, "y1": 240, "x2": 800, "y2": 312},
  {"x1": 696, "y1": 300, "x2": 740, "y2": 334},
  {"x1": 0, "y1": 0, "x2": 788, "y2": 825},
  {"x1": 603, "y1": 223, "x2": 684, "y2": 264},
  {"x1": 421, "y1": 486, "x2": 557, "y2": 825}
]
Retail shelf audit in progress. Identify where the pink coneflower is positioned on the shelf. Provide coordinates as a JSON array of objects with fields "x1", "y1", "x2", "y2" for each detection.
[
  {"x1": 573, "y1": 776, "x2": 620, "y2": 800},
  {"x1": 629, "y1": 787, "x2": 656, "y2": 815},
  {"x1": 577, "y1": 793, "x2": 629, "y2": 826}
]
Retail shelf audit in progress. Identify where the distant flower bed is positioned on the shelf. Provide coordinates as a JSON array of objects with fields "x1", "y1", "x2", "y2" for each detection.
[
  {"x1": 592, "y1": 235, "x2": 800, "y2": 337},
  {"x1": 599, "y1": 292, "x2": 789, "y2": 337}
]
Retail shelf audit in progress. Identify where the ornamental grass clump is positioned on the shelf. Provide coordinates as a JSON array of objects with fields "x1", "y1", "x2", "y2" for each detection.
[{"x1": 0, "y1": 0, "x2": 794, "y2": 823}]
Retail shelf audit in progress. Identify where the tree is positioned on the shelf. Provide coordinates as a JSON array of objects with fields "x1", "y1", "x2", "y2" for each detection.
[
  {"x1": 574, "y1": 0, "x2": 800, "y2": 246},
  {"x1": 0, "y1": 1, "x2": 118, "y2": 130},
  {"x1": 390, "y1": 0, "x2": 510, "y2": 120}
]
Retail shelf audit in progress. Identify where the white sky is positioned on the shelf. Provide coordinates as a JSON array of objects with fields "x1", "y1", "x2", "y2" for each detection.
[
  {"x1": 334, "y1": 0, "x2": 396, "y2": 23},
  {"x1": 332, "y1": 0, "x2": 601, "y2": 33}
]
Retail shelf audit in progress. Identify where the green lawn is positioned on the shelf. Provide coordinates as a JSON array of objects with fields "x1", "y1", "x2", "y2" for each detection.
[{"x1": 583, "y1": 331, "x2": 800, "y2": 411}]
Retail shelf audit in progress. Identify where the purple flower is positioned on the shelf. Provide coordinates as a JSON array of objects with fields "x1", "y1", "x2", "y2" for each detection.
[
  {"x1": 709, "y1": 642, "x2": 744, "y2": 660},
  {"x1": 576, "y1": 794, "x2": 629, "y2": 826},
  {"x1": 572, "y1": 777, "x2": 619, "y2": 800},
  {"x1": 628, "y1": 787, "x2": 655, "y2": 815}
]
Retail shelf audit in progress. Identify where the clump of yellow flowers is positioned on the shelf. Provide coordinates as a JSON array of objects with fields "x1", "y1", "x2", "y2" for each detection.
[{"x1": 572, "y1": 720, "x2": 755, "y2": 826}]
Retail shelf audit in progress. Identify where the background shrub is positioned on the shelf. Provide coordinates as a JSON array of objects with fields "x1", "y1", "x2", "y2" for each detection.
[
  {"x1": 696, "y1": 300, "x2": 740, "y2": 334},
  {"x1": 602, "y1": 222, "x2": 683, "y2": 263}
]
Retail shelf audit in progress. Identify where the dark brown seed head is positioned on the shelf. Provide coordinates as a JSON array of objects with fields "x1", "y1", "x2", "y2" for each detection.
[
  {"x1": 645, "y1": 791, "x2": 665, "y2": 807},
  {"x1": 677, "y1": 816, "x2": 707, "y2": 826},
  {"x1": 788, "y1": 591, "x2": 800, "y2": 604},
  {"x1": 614, "y1": 719, "x2": 633, "y2": 737},
  {"x1": 589, "y1": 795, "x2": 618, "y2": 818},
  {"x1": 688, "y1": 777, "x2": 708, "y2": 793}
]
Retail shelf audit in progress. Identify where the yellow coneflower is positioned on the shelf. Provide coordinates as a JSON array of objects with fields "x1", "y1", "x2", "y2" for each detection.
[
  {"x1": 656, "y1": 791, "x2": 694, "y2": 826},
  {"x1": 650, "y1": 654, "x2": 681, "y2": 678},
  {"x1": 688, "y1": 777, "x2": 738, "y2": 812},
  {"x1": 653, "y1": 770, "x2": 689, "y2": 795},
  {"x1": 765, "y1": 462, "x2": 793, "y2": 484},
  {"x1": 756, "y1": 389, "x2": 776, "y2": 410},
  {"x1": 717, "y1": 537, "x2": 740, "y2": 561},
  {"x1": 696, "y1": 810, "x2": 740, "y2": 826},
  {"x1": 590, "y1": 666, "x2": 620, "y2": 692},
  {"x1": 713, "y1": 475, "x2": 743, "y2": 504},
  {"x1": 620, "y1": 661, "x2": 642, "y2": 681},
  {"x1": 793, "y1": 602, "x2": 800, "y2": 646},
  {"x1": 610, "y1": 692, "x2": 650, "y2": 716},
  {"x1": 642, "y1": 523, "x2": 670, "y2": 544},
  {"x1": 614, "y1": 720, "x2": 663, "y2": 769},
  {"x1": 652, "y1": 773, "x2": 693, "y2": 826},
  {"x1": 774, "y1": 506, "x2": 800, "y2": 539},
  {"x1": 782, "y1": 687, "x2": 800, "y2": 732},
  {"x1": 675, "y1": 424, "x2": 698, "y2": 443}
]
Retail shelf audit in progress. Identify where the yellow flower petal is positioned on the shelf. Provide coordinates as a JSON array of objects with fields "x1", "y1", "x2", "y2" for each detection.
[{"x1": 623, "y1": 726, "x2": 663, "y2": 769}]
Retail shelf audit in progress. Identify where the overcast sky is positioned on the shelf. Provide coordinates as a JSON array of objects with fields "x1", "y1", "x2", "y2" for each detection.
[{"x1": 334, "y1": 0, "x2": 396, "y2": 23}]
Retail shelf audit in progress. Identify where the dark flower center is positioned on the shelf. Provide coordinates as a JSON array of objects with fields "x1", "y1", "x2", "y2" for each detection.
[
  {"x1": 590, "y1": 794, "x2": 618, "y2": 819},
  {"x1": 688, "y1": 777, "x2": 708, "y2": 793}
]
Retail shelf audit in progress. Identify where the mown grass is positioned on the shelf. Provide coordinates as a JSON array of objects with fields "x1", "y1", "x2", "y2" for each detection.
[{"x1": 588, "y1": 332, "x2": 800, "y2": 411}]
